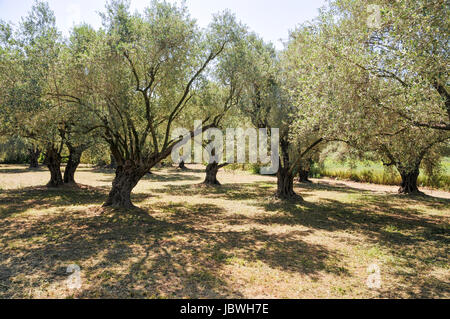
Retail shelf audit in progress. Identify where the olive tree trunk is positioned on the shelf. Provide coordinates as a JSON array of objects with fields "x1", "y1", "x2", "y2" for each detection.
[
  {"x1": 398, "y1": 167, "x2": 421, "y2": 194},
  {"x1": 276, "y1": 167, "x2": 297, "y2": 200},
  {"x1": 276, "y1": 138, "x2": 300, "y2": 200},
  {"x1": 178, "y1": 160, "x2": 187, "y2": 170},
  {"x1": 28, "y1": 146, "x2": 41, "y2": 169},
  {"x1": 64, "y1": 147, "x2": 83, "y2": 184},
  {"x1": 202, "y1": 139, "x2": 228, "y2": 186},
  {"x1": 298, "y1": 168, "x2": 311, "y2": 183},
  {"x1": 45, "y1": 148, "x2": 63, "y2": 187},
  {"x1": 103, "y1": 162, "x2": 148, "y2": 209},
  {"x1": 203, "y1": 162, "x2": 221, "y2": 185}
]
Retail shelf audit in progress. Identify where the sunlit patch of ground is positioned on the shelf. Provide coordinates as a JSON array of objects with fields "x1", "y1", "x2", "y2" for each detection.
[{"x1": 0, "y1": 164, "x2": 448, "y2": 298}]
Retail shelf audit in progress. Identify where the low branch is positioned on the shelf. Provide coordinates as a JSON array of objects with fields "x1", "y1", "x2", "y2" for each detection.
[{"x1": 289, "y1": 138, "x2": 324, "y2": 174}]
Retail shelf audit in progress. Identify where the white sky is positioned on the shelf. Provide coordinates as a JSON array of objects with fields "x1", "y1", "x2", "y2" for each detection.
[{"x1": 0, "y1": 0, "x2": 327, "y2": 49}]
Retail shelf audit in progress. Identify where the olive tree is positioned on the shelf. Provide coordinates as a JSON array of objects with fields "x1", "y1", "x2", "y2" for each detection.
[
  {"x1": 50, "y1": 0, "x2": 240, "y2": 208},
  {"x1": 196, "y1": 28, "x2": 249, "y2": 186},
  {"x1": 285, "y1": 15, "x2": 449, "y2": 194},
  {"x1": 237, "y1": 34, "x2": 323, "y2": 200},
  {"x1": 0, "y1": 1, "x2": 93, "y2": 186},
  {"x1": 0, "y1": 1, "x2": 67, "y2": 186},
  {"x1": 327, "y1": 0, "x2": 449, "y2": 131}
]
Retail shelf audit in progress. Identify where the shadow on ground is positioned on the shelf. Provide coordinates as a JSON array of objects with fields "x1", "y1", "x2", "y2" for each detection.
[
  {"x1": 0, "y1": 178, "x2": 448, "y2": 298},
  {"x1": 0, "y1": 166, "x2": 47, "y2": 174}
]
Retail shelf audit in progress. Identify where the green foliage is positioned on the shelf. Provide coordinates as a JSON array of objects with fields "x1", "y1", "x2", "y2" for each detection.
[
  {"x1": 0, "y1": 1, "x2": 71, "y2": 158},
  {"x1": 1, "y1": 0, "x2": 449, "y2": 197},
  {"x1": 319, "y1": 159, "x2": 450, "y2": 191},
  {"x1": 49, "y1": 0, "x2": 243, "y2": 172},
  {"x1": 224, "y1": 163, "x2": 261, "y2": 175},
  {"x1": 0, "y1": 136, "x2": 29, "y2": 164},
  {"x1": 80, "y1": 141, "x2": 110, "y2": 166},
  {"x1": 284, "y1": 0, "x2": 449, "y2": 185}
]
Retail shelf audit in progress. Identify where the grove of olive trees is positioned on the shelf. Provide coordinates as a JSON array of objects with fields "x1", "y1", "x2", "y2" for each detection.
[
  {"x1": 1, "y1": 0, "x2": 448, "y2": 204},
  {"x1": 0, "y1": 0, "x2": 448, "y2": 202},
  {"x1": 0, "y1": 0, "x2": 448, "y2": 301}
]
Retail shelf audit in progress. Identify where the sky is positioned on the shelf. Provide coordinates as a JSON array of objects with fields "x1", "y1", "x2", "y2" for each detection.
[{"x1": 0, "y1": 0, "x2": 327, "y2": 49}]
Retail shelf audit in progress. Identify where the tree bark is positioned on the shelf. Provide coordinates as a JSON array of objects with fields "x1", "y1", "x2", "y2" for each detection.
[
  {"x1": 44, "y1": 148, "x2": 63, "y2": 187},
  {"x1": 203, "y1": 162, "x2": 221, "y2": 185},
  {"x1": 64, "y1": 147, "x2": 83, "y2": 184},
  {"x1": 178, "y1": 160, "x2": 187, "y2": 170},
  {"x1": 103, "y1": 161, "x2": 148, "y2": 209},
  {"x1": 298, "y1": 168, "x2": 312, "y2": 183},
  {"x1": 28, "y1": 146, "x2": 41, "y2": 169},
  {"x1": 398, "y1": 167, "x2": 421, "y2": 194},
  {"x1": 276, "y1": 167, "x2": 298, "y2": 200},
  {"x1": 276, "y1": 138, "x2": 301, "y2": 200}
]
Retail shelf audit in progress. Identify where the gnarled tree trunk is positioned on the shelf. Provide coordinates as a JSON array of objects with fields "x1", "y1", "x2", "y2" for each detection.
[
  {"x1": 298, "y1": 168, "x2": 311, "y2": 183},
  {"x1": 178, "y1": 160, "x2": 187, "y2": 170},
  {"x1": 203, "y1": 162, "x2": 221, "y2": 185},
  {"x1": 28, "y1": 146, "x2": 41, "y2": 169},
  {"x1": 64, "y1": 147, "x2": 83, "y2": 184},
  {"x1": 276, "y1": 138, "x2": 300, "y2": 200},
  {"x1": 398, "y1": 167, "x2": 421, "y2": 194},
  {"x1": 276, "y1": 167, "x2": 297, "y2": 200},
  {"x1": 202, "y1": 140, "x2": 228, "y2": 186},
  {"x1": 103, "y1": 161, "x2": 148, "y2": 209},
  {"x1": 45, "y1": 148, "x2": 63, "y2": 187}
]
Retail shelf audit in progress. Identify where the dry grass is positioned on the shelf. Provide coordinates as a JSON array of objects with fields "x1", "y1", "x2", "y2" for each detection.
[{"x1": 0, "y1": 164, "x2": 449, "y2": 299}]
